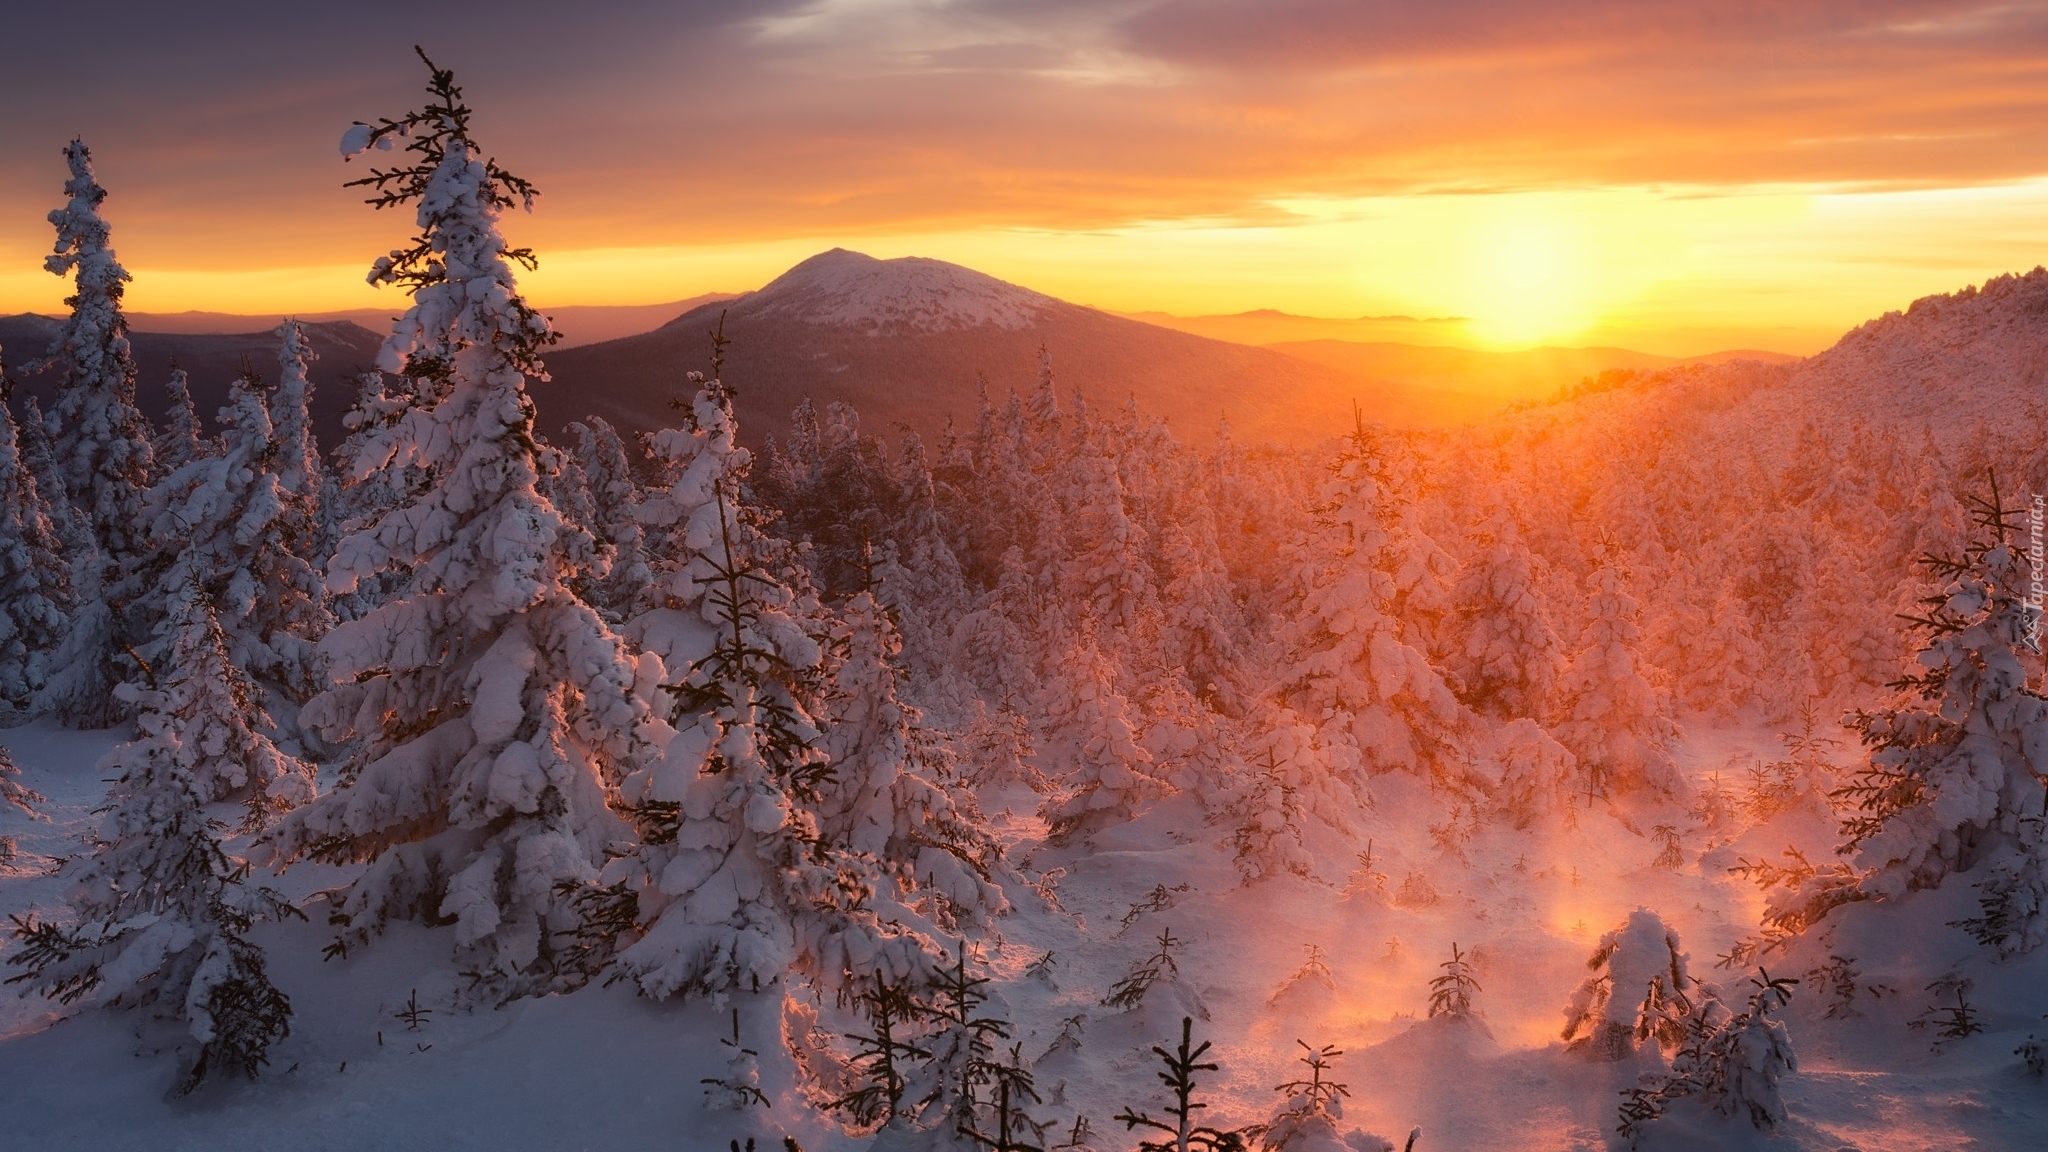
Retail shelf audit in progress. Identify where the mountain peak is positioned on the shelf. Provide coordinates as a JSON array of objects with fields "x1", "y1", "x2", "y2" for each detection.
[{"x1": 744, "y1": 248, "x2": 1056, "y2": 335}]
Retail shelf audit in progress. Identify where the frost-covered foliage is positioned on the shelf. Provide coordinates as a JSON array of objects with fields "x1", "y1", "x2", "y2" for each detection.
[
  {"x1": 817, "y1": 592, "x2": 1007, "y2": 929},
  {"x1": 0, "y1": 377, "x2": 73, "y2": 715},
  {"x1": 40, "y1": 140, "x2": 153, "y2": 558},
  {"x1": 1617, "y1": 971, "x2": 1798, "y2": 1144},
  {"x1": 564, "y1": 416, "x2": 649, "y2": 618},
  {"x1": 5, "y1": 662, "x2": 298, "y2": 1091},
  {"x1": 324, "y1": 370, "x2": 422, "y2": 621},
  {"x1": 261, "y1": 54, "x2": 659, "y2": 988},
  {"x1": 35, "y1": 140, "x2": 155, "y2": 727},
  {"x1": 1563, "y1": 909, "x2": 1698, "y2": 1061},
  {"x1": 149, "y1": 576, "x2": 312, "y2": 818},
  {"x1": 267, "y1": 323, "x2": 322, "y2": 505},
  {"x1": 0, "y1": 743, "x2": 43, "y2": 818},
  {"x1": 1551, "y1": 561, "x2": 1681, "y2": 799},
  {"x1": 1280, "y1": 418, "x2": 1468, "y2": 790},
  {"x1": 608, "y1": 363, "x2": 932, "y2": 1002},
  {"x1": 1817, "y1": 480, "x2": 2048, "y2": 954},
  {"x1": 150, "y1": 365, "x2": 211, "y2": 481},
  {"x1": 1038, "y1": 631, "x2": 1163, "y2": 842},
  {"x1": 1450, "y1": 509, "x2": 1564, "y2": 719},
  {"x1": 144, "y1": 364, "x2": 329, "y2": 703}
]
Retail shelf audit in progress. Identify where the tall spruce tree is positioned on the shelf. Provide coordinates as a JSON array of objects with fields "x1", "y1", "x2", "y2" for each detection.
[
  {"x1": 608, "y1": 361, "x2": 934, "y2": 1002},
  {"x1": 35, "y1": 140, "x2": 155, "y2": 727},
  {"x1": 1449, "y1": 508, "x2": 1565, "y2": 719},
  {"x1": 259, "y1": 51, "x2": 661, "y2": 987},
  {"x1": 1280, "y1": 415, "x2": 1468, "y2": 790},
  {"x1": 1821, "y1": 478, "x2": 2048, "y2": 954}
]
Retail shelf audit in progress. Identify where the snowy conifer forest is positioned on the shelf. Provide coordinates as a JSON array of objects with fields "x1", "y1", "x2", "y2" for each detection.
[{"x1": 8, "y1": 53, "x2": 2048, "y2": 1152}]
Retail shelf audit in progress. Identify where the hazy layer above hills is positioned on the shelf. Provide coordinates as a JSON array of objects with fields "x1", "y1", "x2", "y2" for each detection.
[
  {"x1": 118, "y1": 294, "x2": 737, "y2": 350},
  {"x1": 6, "y1": 252, "x2": 1806, "y2": 450},
  {"x1": 1117, "y1": 308, "x2": 1481, "y2": 348}
]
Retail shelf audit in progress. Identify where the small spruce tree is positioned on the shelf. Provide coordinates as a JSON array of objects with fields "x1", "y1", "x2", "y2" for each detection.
[
  {"x1": 1260, "y1": 1042, "x2": 1352, "y2": 1152},
  {"x1": 6, "y1": 637, "x2": 300, "y2": 1091},
  {"x1": 1115, "y1": 1017, "x2": 1244, "y2": 1152},
  {"x1": 1426, "y1": 943, "x2": 1480, "y2": 1021},
  {"x1": 1562, "y1": 909, "x2": 1697, "y2": 1061}
]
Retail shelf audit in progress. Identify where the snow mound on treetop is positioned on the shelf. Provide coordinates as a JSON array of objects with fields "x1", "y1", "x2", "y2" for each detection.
[{"x1": 735, "y1": 248, "x2": 1056, "y2": 335}]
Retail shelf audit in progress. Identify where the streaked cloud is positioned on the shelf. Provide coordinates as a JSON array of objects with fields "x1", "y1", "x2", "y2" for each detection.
[{"x1": 0, "y1": 1, "x2": 2041, "y2": 351}]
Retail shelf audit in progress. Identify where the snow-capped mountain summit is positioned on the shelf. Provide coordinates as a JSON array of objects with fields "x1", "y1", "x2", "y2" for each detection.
[
  {"x1": 726, "y1": 248, "x2": 1056, "y2": 335},
  {"x1": 553, "y1": 250, "x2": 1373, "y2": 448}
]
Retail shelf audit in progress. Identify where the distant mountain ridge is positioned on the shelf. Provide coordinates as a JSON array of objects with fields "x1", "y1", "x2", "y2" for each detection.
[
  {"x1": 0, "y1": 316, "x2": 382, "y2": 450},
  {"x1": 3, "y1": 250, "x2": 1830, "y2": 456},
  {"x1": 543, "y1": 249, "x2": 1389, "y2": 449},
  {"x1": 100, "y1": 294, "x2": 736, "y2": 349}
]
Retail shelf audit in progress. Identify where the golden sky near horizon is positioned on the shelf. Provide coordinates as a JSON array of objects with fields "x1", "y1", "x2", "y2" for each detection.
[{"x1": 1, "y1": 1, "x2": 2045, "y2": 356}]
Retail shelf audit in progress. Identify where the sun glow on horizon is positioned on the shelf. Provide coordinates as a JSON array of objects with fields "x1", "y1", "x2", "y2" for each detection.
[{"x1": 3, "y1": 180, "x2": 2046, "y2": 360}]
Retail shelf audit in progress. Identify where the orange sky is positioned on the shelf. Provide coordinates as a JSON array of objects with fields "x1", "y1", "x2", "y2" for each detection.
[{"x1": 2, "y1": 1, "x2": 2045, "y2": 355}]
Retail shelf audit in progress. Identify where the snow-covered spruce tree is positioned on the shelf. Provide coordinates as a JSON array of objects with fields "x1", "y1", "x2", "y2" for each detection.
[
  {"x1": 1816, "y1": 478, "x2": 2048, "y2": 955},
  {"x1": 0, "y1": 375, "x2": 74, "y2": 716},
  {"x1": 1684, "y1": 588, "x2": 1770, "y2": 717},
  {"x1": 1223, "y1": 743, "x2": 1315, "y2": 886},
  {"x1": 1616, "y1": 970, "x2": 1798, "y2": 1145},
  {"x1": 267, "y1": 321, "x2": 326, "y2": 573},
  {"x1": 1279, "y1": 414, "x2": 1469, "y2": 791},
  {"x1": 906, "y1": 943, "x2": 1045, "y2": 1149},
  {"x1": 1260, "y1": 1042, "x2": 1356, "y2": 1152},
  {"x1": 1158, "y1": 506, "x2": 1245, "y2": 709},
  {"x1": 957, "y1": 695, "x2": 1045, "y2": 793},
  {"x1": 567, "y1": 416, "x2": 650, "y2": 619},
  {"x1": 145, "y1": 364, "x2": 329, "y2": 706},
  {"x1": 872, "y1": 435, "x2": 976, "y2": 692},
  {"x1": 150, "y1": 363, "x2": 212, "y2": 481},
  {"x1": 1060, "y1": 442, "x2": 1159, "y2": 657},
  {"x1": 818, "y1": 592, "x2": 1006, "y2": 932},
  {"x1": 1449, "y1": 508, "x2": 1565, "y2": 720},
  {"x1": 1694, "y1": 971, "x2": 1798, "y2": 1130},
  {"x1": 5, "y1": 594, "x2": 299, "y2": 1091},
  {"x1": 607, "y1": 354, "x2": 931, "y2": 1003},
  {"x1": 258, "y1": 52, "x2": 660, "y2": 988},
  {"x1": 324, "y1": 369, "x2": 423, "y2": 622},
  {"x1": 1427, "y1": 943, "x2": 1480, "y2": 1021},
  {"x1": 151, "y1": 574, "x2": 312, "y2": 821},
  {"x1": 14, "y1": 393, "x2": 91, "y2": 560},
  {"x1": 0, "y1": 743, "x2": 43, "y2": 819},
  {"x1": 1551, "y1": 560, "x2": 1682, "y2": 800},
  {"x1": 35, "y1": 140, "x2": 155, "y2": 727},
  {"x1": 1485, "y1": 717, "x2": 1579, "y2": 830},
  {"x1": 1037, "y1": 630, "x2": 1165, "y2": 843},
  {"x1": 1562, "y1": 909, "x2": 1698, "y2": 1061}
]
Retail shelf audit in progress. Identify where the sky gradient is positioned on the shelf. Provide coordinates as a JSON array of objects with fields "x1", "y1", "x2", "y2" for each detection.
[{"x1": 2, "y1": 1, "x2": 2044, "y2": 354}]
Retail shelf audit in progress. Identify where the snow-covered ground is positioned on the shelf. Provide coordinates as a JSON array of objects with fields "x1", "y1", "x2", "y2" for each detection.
[{"x1": 4, "y1": 716, "x2": 2042, "y2": 1151}]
